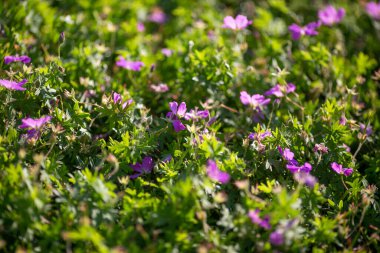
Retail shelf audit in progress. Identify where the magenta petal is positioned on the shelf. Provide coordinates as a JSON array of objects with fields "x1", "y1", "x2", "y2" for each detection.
[
  {"x1": 331, "y1": 162, "x2": 344, "y2": 174},
  {"x1": 240, "y1": 91, "x2": 252, "y2": 105},
  {"x1": 206, "y1": 159, "x2": 230, "y2": 184},
  {"x1": 169, "y1": 101, "x2": 178, "y2": 114},
  {"x1": 343, "y1": 168, "x2": 353, "y2": 176},
  {"x1": 222, "y1": 16, "x2": 236, "y2": 29},
  {"x1": 288, "y1": 24, "x2": 303, "y2": 40},
  {"x1": 177, "y1": 102, "x2": 187, "y2": 117},
  {"x1": 172, "y1": 120, "x2": 186, "y2": 132}
]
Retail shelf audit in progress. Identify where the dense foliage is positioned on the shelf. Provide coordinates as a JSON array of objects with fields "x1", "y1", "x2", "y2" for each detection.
[{"x1": 0, "y1": 0, "x2": 379, "y2": 252}]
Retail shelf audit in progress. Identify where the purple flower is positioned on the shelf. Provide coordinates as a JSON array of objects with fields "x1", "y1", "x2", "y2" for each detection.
[
  {"x1": 342, "y1": 143, "x2": 351, "y2": 153},
  {"x1": 248, "y1": 131, "x2": 272, "y2": 141},
  {"x1": 161, "y1": 48, "x2": 173, "y2": 57},
  {"x1": 20, "y1": 116, "x2": 52, "y2": 129},
  {"x1": 148, "y1": 9, "x2": 167, "y2": 24},
  {"x1": 4, "y1": 55, "x2": 31, "y2": 64},
  {"x1": 318, "y1": 6, "x2": 345, "y2": 26},
  {"x1": 0, "y1": 79, "x2": 27, "y2": 91},
  {"x1": 168, "y1": 101, "x2": 187, "y2": 118},
  {"x1": 19, "y1": 116, "x2": 52, "y2": 141},
  {"x1": 116, "y1": 57, "x2": 144, "y2": 71},
  {"x1": 339, "y1": 115, "x2": 347, "y2": 126},
  {"x1": 248, "y1": 209, "x2": 271, "y2": 229},
  {"x1": 206, "y1": 159, "x2": 230, "y2": 184},
  {"x1": 150, "y1": 83, "x2": 169, "y2": 93},
  {"x1": 113, "y1": 92, "x2": 122, "y2": 104},
  {"x1": 331, "y1": 162, "x2": 353, "y2": 176},
  {"x1": 240, "y1": 91, "x2": 270, "y2": 108},
  {"x1": 278, "y1": 147, "x2": 295, "y2": 161},
  {"x1": 137, "y1": 22, "x2": 145, "y2": 32},
  {"x1": 269, "y1": 231, "x2": 284, "y2": 246},
  {"x1": 288, "y1": 21, "x2": 321, "y2": 40},
  {"x1": 184, "y1": 109, "x2": 209, "y2": 121},
  {"x1": 359, "y1": 123, "x2": 373, "y2": 136},
  {"x1": 313, "y1": 143, "x2": 329, "y2": 154},
  {"x1": 130, "y1": 156, "x2": 154, "y2": 179},
  {"x1": 172, "y1": 120, "x2": 186, "y2": 132},
  {"x1": 286, "y1": 162, "x2": 312, "y2": 174},
  {"x1": 112, "y1": 92, "x2": 133, "y2": 109},
  {"x1": 222, "y1": 15, "x2": 252, "y2": 30},
  {"x1": 264, "y1": 83, "x2": 296, "y2": 98},
  {"x1": 166, "y1": 101, "x2": 187, "y2": 132},
  {"x1": 366, "y1": 2, "x2": 380, "y2": 20},
  {"x1": 294, "y1": 172, "x2": 317, "y2": 188}
]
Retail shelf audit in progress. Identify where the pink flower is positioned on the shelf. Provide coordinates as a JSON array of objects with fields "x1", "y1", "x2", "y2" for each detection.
[
  {"x1": 166, "y1": 101, "x2": 187, "y2": 132},
  {"x1": 313, "y1": 143, "x2": 329, "y2": 154},
  {"x1": 294, "y1": 172, "x2": 317, "y2": 188},
  {"x1": 269, "y1": 231, "x2": 284, "y2": 246},
  {"x1": 4, "y1": 55, "x2": 31, "y2": 64},
  {"x1": 222, "y1": 15, "x2": 252, "y2": 30},
  {"x1": 248, "y1": 209, "x2": 271, "y2": 229},
  {"x1": 264, "y1": 83, "x2": 296, "y2": 97},
  {"x1": 130, "y1": 157, "x2": 154, "y2": 179},
  {"x1": 116, "y1": 57, "x2": 144, "y2": 71},
  {"x1": 318, "y1": 5, "x2": 345, "y2": 26},
  {"x1": 19, "y1": 116, "x2": 52, "y2": 140},
  {"x1": 184, "y1": 109, "x2": 209, "y2": 121},
  {"x1": 366, "y1": 2, "x2": 380, "y2": 20},
  {"x1": 150, "y1": 83, "x2": 169, "y2": 93},
  {"x1": 0, "y1": 79, "x2": 28, "y2": 91},
  {"x1": 286, "y1": 162, "x2": 313, "y2": 174},
  {"x1": 240, "y1": 91, "x2": 270, "y2": 108},
  {"x1": 112, "y1": 91, "x2": 133, "y2": 109},
  {"x1": 161, "y1": 48, "x2": 173, "y2": 57},
  {"x1": 206, "y1": 160, "x2": 230, "y2": 184},
  {"x1": 288, "y1": 21, "x2": 321, "y2": 40},
  {"x1": 330, "y1": 162, "x2": 353, "y2": 176},
  {"x1": 148, "y1": 9, "x2": 167, "y2": 24},
  {"x1": 19, "y1": 116, "x2": 52, "y2": 129},
  {"x1": 137, "y1": 22, "x2": 145, "y2": 32}
]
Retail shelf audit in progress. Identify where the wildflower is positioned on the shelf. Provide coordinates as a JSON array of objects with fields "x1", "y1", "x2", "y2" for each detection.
[
  {"x1": 288, "y1": 21, "x2": 321, "y2": 40},
  {"x1": 366, "y1": 2, "x2": 380, "y2": 20},
  {"x1": 286, "y1": 162, "x2": 313, "y2": 174},
  {"x1": 359, "y1": 123, "x2": 373, "y2": 136},
  {"x1": 59, "y1": 32, "x2": 65, "y2": 43},
  {"x1": 248, "y1": 209, "x2": 271, "y2": 229},
  {"x1": 161, "y1": 48, "x2": 173, "y2": 57},
  {"x1": 330, "y1": 162, "x2": 353, "y2": 176},
  {"x1": 248, "y1": 131, "x2": 272, "y2": 141},
  {"x1": 116, "y1": 57, "x2": 144, "y2": 71},
  {"x1": 206, "y1": 159, "x2": 230, "y2": 184},
  {"x1": 313, "y1": 143, "x2": 329, "y2": 153},
  {"x1": 240, "y1": 91, "x2": 270, "y2": 108},
  {"x1": 318, "y1": 6, "x2": 345, "y2": 26},
  {"x1": 294, "y1": 172, "x2": 317, "y2": 188},
  {"x1": 4, "y1": 55, "x2": 31, "y2": 64},
  {"x1": 264, "y1": 83, "x2": 296, "y2": 97},
  {"x1": 222, "y1": 15, "x2": 252, "y2": 30},
  {"x1": 0, "y1": 79, "x2": 27, "y2": 91},
  {"x1": 184, "y1": 109, "x2": 209, "y2": 121},
  {"x1": 278, "y1": 146, "x2": 295, "y2": 162},
  {"x1": 112, "y1": 91, "x2": 133, "y2": 109},
  {"x1": 19, "y1": 116, "x2": 52, "y2": 140},
  {"x1": 148, "y1": 8, "x2": 167, "y2": 24},
  {"x1": 130, "y1": 156, "x2": 154, "y2": 179},
  {"x1": 150, "y1": 83, "x2": 169, "y2": 93},
  {"x1": 339, "y1": 115, "x2": 347, "y2": 125},
  {"x1": 269, "y1": 231, "x2": 284, "y2": 246},
  {"x1": 137, "y1": 22, "x2": 145, "y2": 32},
  {"x1": 166, "y1": 101, "x2": 187, "y2": 132},
  {"x1": 342, "y1": 143, "x2": 351, "y2": 153},
  {"x1": 249, "y1": 131, "x2": 271, "y2": 151}
]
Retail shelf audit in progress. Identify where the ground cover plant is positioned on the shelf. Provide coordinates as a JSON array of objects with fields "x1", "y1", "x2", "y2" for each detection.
[{"x1": 0, "y1": 0, "x2": 379, "y2": 252}]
